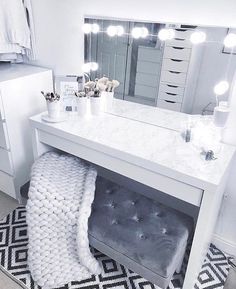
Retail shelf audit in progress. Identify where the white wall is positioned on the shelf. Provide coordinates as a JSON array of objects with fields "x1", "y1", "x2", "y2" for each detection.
[
  {"x1": 192, "y1": 27, "x2": 236, "y2": 114},
  {"x1": 30, "y1": 0, "x2": 236, "y2": 255}
]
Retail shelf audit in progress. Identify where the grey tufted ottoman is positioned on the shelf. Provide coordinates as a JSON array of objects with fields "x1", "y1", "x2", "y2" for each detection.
[{"x1": 88, "y1": 177, "x2": 193, "y2": 289}]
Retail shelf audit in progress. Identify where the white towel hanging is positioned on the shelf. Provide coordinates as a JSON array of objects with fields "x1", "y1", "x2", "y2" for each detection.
[{"x1": 0, "y1": 0, "x2": 35, "y2": 61}]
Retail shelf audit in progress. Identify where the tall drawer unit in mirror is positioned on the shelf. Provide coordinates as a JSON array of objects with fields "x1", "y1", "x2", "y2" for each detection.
[
  {"x1": 0, "y1": 64, "x2": 53, "y2": 201},
  {"x1": 157, "y1": 27, "x2": 194, "y2": 111}
]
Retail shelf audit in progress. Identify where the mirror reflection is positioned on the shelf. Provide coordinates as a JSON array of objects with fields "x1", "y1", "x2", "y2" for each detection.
[{"x1": 84, "y1": 18, "x2": 236, "y2": 115}]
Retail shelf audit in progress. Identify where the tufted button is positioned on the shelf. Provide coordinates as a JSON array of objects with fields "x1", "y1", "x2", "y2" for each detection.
[
  {"x1": 105, "y1": 188, "x2": 112, "y2": 194},
  {"x1": 139, "y1": 233, "x2": 146, "y2": 240},
  {"x1": 131, "y1": 200, "x2": 136, "y2": 206},
  {"x1": 111, "y1": 219, "x2": 119, "y2": 225},
  {"x1": 133, "y1": 215, "x2": 141, "y2": 222},
  {"x1": 110, "y1": 202, "x2": 116, "y2": 209},
  {"x1": 162, "y1": 228, "x2": 167, "y2": 234}
]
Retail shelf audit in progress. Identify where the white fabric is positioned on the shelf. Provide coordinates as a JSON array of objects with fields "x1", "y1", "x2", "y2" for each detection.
[
  {"x1": 26, "y1": 152, "x2": 101, "y2": 289},
  {"x1": 0, "y1": 0, "x2": 35, "y2": 61}
]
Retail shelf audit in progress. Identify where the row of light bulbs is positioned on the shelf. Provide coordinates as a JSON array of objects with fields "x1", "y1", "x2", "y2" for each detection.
[{"x1": 83, "y1": 23, "x2": 236, "y2": 47}]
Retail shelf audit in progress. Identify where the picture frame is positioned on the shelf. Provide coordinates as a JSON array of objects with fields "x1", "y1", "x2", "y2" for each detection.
[{"x1": 55, "y1": 75, "x2": 84, "y2": 111}]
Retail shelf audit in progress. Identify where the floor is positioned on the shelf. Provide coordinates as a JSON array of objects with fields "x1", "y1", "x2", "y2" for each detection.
[
  {"x1": 0, "y1": 190, "x2": 23, "y2": 289},
  {"x1": 0, "y1": 190, "x2": 236, "y2": 289}
]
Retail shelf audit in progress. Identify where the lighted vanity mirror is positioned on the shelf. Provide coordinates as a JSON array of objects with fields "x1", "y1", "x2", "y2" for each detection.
[{"x1": 84, "y1": 17, "x2": 236, "y2": 115}]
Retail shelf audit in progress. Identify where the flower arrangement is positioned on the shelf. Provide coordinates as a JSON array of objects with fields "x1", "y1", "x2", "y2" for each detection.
[
  {"x1": 74, "y1": 77, "x2": 120, "y2": 99},
  {"x1": 41, "y1": 91, "x2": 60, "y2": 102}
]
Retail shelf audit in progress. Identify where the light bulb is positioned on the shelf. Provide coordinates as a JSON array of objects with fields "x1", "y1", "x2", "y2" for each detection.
[
  {"x1": 82, "y1": 23, "x2": 92, "y2": 34},
  {"x1": 107, "y1": 25, "x2": 117, "y2": 37},
  {"x1": 158, "y1": 28, "x2": 175, "y2": 41},
  {"x1": 117, "y1": 26, "x2": 124, "y2": 36},
  {"x1": 90, "y1": 62, "x2": 99, "y2": 71},
  {"x1": 82, "y1": 63, "x2": 91, "y2": 73},
  {"x1": 132, "y1": 27, "x2": 142, "y2": 39},
  {"x1": 141, "y1": 27, "x2": 149, "y2": 38},
  {"x1": 224, "y1": 33, "x2": 236, "y2": 48},
  {"x1": 214, "y1": 81, "x2": 229, "y2": 95},
  {"x1": 91, "y1": 23, "x2": 100, "y2": 34},
  {"x1": 190, "y1": 31, "x2": 206, "y2": 44}
]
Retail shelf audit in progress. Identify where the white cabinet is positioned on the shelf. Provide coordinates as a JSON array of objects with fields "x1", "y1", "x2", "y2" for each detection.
[
  {"x1": 157, "y1": 28, "x2": 194, "y2": 112},
  {"x1": 0, "y1": 64, "x2": 53, "y2": 200}
]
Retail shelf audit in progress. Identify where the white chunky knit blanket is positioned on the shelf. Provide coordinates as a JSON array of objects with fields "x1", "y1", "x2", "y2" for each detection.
[{"x1": 26, "y1": 152, "x2": 101, "y2": 289}]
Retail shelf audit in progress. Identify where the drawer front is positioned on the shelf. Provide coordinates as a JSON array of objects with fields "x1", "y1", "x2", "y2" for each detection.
[
  {"x1": 166, "y1": 38, "x2": 192, "y2": 48},
  {"x1": 159, "y1": 83, "x2": 185, "y2": 95},
  {"x1": 160, "y1": 70, "x2": 187, "y2": 85},
  {"x1": 158, "y1": 91, "x2": 183, "y2": 103},
  {"x1": 0, "y1": 121, "x2": 10, "y2": 149},
  {"x1": 174, "y1": 29, "x2": 193, "y2": 40},
  {"x1": 162, "y1": 58, "x2": 189, "y2": 73},
  {"x1": 163, "y1": 46, "x2": 191, "y2": 61},
  {"x1": 0, "y1": 147, "x2": 14, "y2": 175},
  {"x1": 157, "y1": 99, "x2": 182, "y2": 112},
  {"x1": 0, "y1": 170, "x2": 16, "y2": 199},
  {"x1": 0, "y1": 90, "x2": 5, "y2": 121}
]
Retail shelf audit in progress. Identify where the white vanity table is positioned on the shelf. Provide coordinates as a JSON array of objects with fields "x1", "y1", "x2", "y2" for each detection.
[{"x1": 30, "y1": 99, "x2": 235, "y2": 289}]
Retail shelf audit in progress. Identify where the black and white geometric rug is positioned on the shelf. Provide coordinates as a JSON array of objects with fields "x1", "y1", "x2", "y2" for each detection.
[{"x1": 0, "y1": 207, "x2": 230, "y2": 289}]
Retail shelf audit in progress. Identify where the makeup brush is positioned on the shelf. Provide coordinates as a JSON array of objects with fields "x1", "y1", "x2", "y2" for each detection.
[{"x1": 111, "y1": 80, "x2": 120, "y2": 92}]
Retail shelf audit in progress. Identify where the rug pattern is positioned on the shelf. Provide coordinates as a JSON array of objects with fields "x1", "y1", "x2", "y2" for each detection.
[{"x1": 0, "y1": 207, "x2": 230, "y2": 289}]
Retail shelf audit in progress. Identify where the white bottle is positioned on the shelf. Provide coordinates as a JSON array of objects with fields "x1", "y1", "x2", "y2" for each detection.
[{"x1": 214, "y1": 101, "x2": 230, "y2": 127}]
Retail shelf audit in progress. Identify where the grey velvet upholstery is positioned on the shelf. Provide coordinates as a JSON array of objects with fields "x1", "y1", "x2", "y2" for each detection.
[{"x1": 88, "y1": 177, "x2": 193, "y2": 289}]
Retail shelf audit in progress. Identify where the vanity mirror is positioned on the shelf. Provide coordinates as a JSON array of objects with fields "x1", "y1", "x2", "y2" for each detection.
[{"x1": 84, "y1": 18, "x2": 236, "y2": 115}]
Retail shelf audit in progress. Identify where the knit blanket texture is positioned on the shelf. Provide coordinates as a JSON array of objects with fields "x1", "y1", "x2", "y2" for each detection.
[{"x1": 26, "y1": 152, "x2": 101, "y2": 289}]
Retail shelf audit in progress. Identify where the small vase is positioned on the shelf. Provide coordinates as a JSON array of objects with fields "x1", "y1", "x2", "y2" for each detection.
[
  {"x1": 101, "y1": 91, "x2": 114, "y2": 112},
  {"x1": 47, "y1": 101, "x2": 61, "y2": 119},
  {"x1": 90, "y1": 97, "x2": 102, "y2": 116},
  {"x1": 76, "y1": 97, "x2": 88, "y2": 117}
]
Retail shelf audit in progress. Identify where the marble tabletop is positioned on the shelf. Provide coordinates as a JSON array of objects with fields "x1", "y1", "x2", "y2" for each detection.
[{"x1": 30, "y1": 100, "x2": 235, "y2": 191}]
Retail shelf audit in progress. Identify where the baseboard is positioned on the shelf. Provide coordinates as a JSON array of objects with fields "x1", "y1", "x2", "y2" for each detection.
[{"x1": 213, "y1": 234, "x2": 236, "y2": 257}]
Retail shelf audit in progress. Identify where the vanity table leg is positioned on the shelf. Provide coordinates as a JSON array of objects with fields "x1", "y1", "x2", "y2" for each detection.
[
  {"x1": 31, "y1": 127, "x2": 51, "y2": 159},
  {"x1": 182, "y1": 186, "x2": 225, "y2": 289}
]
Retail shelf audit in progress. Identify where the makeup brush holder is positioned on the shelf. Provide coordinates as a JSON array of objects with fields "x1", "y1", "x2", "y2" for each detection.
[
  {"x1": 101, "y1": 91, "x2": 114, "y2": 112},
  {"x1": 90, "y1": 97, "x2": 102, "y2": 116},
  {"x1": 76, "y1": 97, "x2": 88, "y2": 117},
  {"x1": 47, "y1": 101, "x2": 61, "y2": 119}
]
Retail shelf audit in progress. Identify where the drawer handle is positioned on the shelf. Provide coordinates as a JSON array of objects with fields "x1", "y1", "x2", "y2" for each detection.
[
  {"x1": 164, "y1": 100, "x2": 176, "y2": 104},
  {"x1": 167, "y1": 84, "x2": 178, "y2": 88},
  {"x1": 172, "y1": 46, "x2": 185, "y2": 50},
  {"x1": 176, "y1": 29, "x2": 188, "y2": 32},
  {"x1": 170, "y1": 59, "x2": 183, "y2": 62},
  {"x1": 166, "y1": 92, "x2": 177, "y2": 96},
  {"x1": 175, "y1": 38, "x2": 185, "y2": 41},
  {"x1": 169, "y1": 71, "x2": 181, "y2": 74}
]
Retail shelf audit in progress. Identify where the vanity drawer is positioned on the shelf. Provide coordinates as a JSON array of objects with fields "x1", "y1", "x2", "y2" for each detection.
[
  {"x1": 0, "y1": 170, "x2": 16, "y2": 199},
  {"x1": 158, "y1": 91, "x2": 183, "y2": 103},
  {"x1": 0, "y1": 90, "x2": 5, "y2": 121},
  {"x1": 159, "y1": 83, "x2": 185, "y2": 95},
  {"x1": 166, "y1": 38, "x2": 192, "y2": 48},
  {"x1": 0, "y1": 121, "x2": 10, "y2": 149},
  {"x1": 0, "y1": 147, "x2": 14, "y2": 175},
  {"x1": 162, "y1": 58, "x2": 189, "y2": 73},
  {"x1": 163, "y1": 46, "x2": 191, "y2": 61},
  {"x1": 160, "y1": 70, "x2": 187, "y2": 85},
  {"x1": 157, "y1": 99, "x2": 182, "y2": 112},
  {"x1": 174, "y1": 29, "x2": 193, "y2": 40}
]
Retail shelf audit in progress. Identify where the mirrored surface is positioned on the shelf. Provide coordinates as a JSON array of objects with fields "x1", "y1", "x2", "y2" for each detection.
[{"x1": 84, "y1": 18, "x2": 236, "y2": 115}]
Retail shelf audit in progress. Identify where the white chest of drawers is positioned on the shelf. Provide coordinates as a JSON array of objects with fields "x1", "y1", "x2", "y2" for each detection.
[{"x1": 0, "y1": 64, "x2": 53, "y2": 200}]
